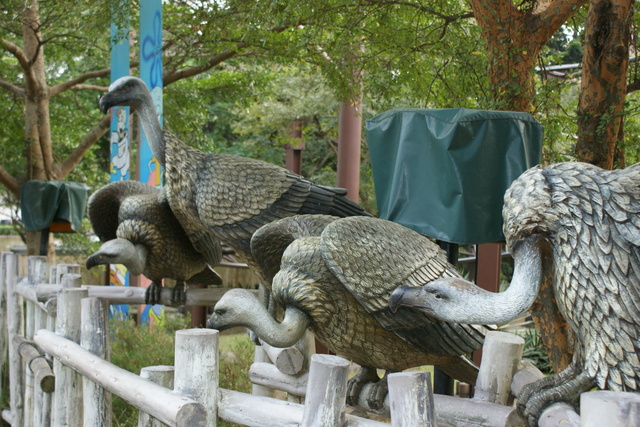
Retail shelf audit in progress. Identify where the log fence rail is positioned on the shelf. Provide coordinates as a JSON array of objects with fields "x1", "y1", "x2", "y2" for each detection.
[{"x1": 1, "y1": 252, "x2": 638, "y2": 426}]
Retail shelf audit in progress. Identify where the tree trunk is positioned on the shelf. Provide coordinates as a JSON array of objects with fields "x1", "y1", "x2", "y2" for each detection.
[
  {"x1": 575, "y1": 0, "x2": 632, "y2": 169},
  {"x1": 470, "y1": 0, "x2": 587, "y2": 112},
  {"x1": 469, "y1": 0, "x2": 586, "y2": 372},
  {"x1": 21, "y1": 0, "x2": 56, "y2": 258}
]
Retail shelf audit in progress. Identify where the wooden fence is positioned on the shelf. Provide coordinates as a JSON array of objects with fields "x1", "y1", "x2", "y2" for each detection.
[{"x1": 1, "y1": 252, "x2": 639, "y2": 427}]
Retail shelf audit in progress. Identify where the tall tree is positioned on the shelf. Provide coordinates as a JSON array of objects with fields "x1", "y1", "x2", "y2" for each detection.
[
  {"x1": 576, "y1": 0, "x2": 633, "y2": 169},
  {"x1": 470, "y1": 0, "x2": 588, "y2": 112},
  {"x1": 0, "y1": 0, "x2": 292, "y2": 254}
]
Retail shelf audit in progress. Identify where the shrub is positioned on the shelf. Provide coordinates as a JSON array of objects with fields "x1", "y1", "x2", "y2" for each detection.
[{"x1": 109, "y1": 313, "x2": 254, "y2": 426}]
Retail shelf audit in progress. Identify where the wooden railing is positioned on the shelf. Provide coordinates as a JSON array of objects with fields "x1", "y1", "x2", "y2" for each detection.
[{"x1": 1, "y1": 252, "x2": 639, "y2": 426}]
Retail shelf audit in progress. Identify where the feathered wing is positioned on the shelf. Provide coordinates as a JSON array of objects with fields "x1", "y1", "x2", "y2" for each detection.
[
  {"x1": 165, "y1": 139, "x2": 368, "y2": 269},
  {"x1": 87, "y1": 180, "x2": 158, "y2": 242},
  {"x1": 544, "y1": 162, "x2": 640, "y2": 391},
  {"x1": 320, "y1": 216, "x2": 488, "y2": 356},
  {"x1": 250, "y1": 215, "x2": 340, "y2": 285}
]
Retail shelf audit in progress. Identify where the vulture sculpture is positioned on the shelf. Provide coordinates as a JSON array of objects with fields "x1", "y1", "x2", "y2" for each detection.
[
  {"x1": 208, "y1": 215, "x2": 489, "y2": 409},
  {"x1": 86, "y1": 180, "x2": 222, "y2": 305},
  {"x1": 99, "y1": 77, "x2": 370, "y2": 283},
  {"x1": 390, "y1": 162, "x2": 640, "y2": 425}
]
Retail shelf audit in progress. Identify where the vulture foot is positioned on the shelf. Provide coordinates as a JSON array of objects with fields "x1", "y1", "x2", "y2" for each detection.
[
  {"x1": 517, "y1": 365, "x2": 593, "y2": 426},
  {"x1": 346, "y1": 366, "x2": 380, "y2": 408},
  {"x1": 145, "y1": 282, "x2": 162, "y2": 305},
  {"x1": 365, "y1": 372, "x2": 390, "y2": 411},
  {"x1": 171, "y1": 282, "x2": 188, "y2": 306}
]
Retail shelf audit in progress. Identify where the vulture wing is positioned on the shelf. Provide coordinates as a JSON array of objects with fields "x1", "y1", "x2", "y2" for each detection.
[
  {"x1": 87, "y1": 180, "x2": 158, "y2": 242},
  {"x1": 546, "y1": 162, "x2": 640, "y2": 390},
  {"x1": 320, "y1": 216, "x2": 488, "y2": 356},
  {"x1": 250, "y1": 215, "x2": 340, "y2": 285}
]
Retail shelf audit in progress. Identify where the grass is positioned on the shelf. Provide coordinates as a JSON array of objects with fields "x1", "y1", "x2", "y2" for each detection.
[{"x1": 109, "y1": 313, "x2": 254, "y2": 426}]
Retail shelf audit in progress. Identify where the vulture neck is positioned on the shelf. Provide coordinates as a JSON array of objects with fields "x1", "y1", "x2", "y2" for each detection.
[
  {"x1": 456, "y1": 235, "x2": 544, "y2": 324},
  {"x1": 248, "y1": 306, "x2": 311, "y2": 348},
  {"x1": 134, "y1": 89, "x2": 165, "y2": 166}
]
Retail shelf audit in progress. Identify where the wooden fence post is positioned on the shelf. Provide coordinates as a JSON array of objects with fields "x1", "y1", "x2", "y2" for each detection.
[
  {"x1": 53, "y1": 287, "x2": 88, "y2": 427},
  {"x1": 174, "y1": 329, "x2": 219, "y2": 426},
  {"x1": 81, "y1": 297, "x2": 111, "y2": 427},
  {"x1": 139, "y1": 366, "x2": 174, "y2": 427},
  {"x1": 580, "y1": 390, "x2": 640, "y2": 427},
  {"x1": 5, "y1": 251, "x2": 23, "y2": 427},
  {"x1": 388, "y1": 371, "x2": 435, "y2": 427},
  {"x1": 301, "y1": 354, "x2": 349, "y2": 427},
  {"x1": 0, "y1": 252, "x2": 9, "y2": 411},
  {"x1": 26, "y1": 255, "x2": 48, "y2": 426},
  {"x1": 474, "y1": 331, "x2": 524, "y2": 405},
  {"x1": 53, "y1": 264, "x2": 81, "y2": 286}
]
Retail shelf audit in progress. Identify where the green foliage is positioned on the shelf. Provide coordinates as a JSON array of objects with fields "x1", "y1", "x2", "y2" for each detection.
[
  {"x1": 109, "y1": 314, "x2": 254, "y2": 426},
  {"x1": 518, "y1": 328, "x2": 553, "y2": 375}
]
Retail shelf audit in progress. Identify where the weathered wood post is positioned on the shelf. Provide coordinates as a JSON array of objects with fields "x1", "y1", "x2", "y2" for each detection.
[
  {"x1": 259, "y1": 339, "x2": 305, "y2": 376},
  {"x1": 53, "y1": 264, "x2": 81, "y2": 286},
  {"x1": 4, "y1": 251, "x2": 23, "y2": 426},
  {"x1": 0, "y1": 252, "x2": 9, "y2": 411},
  {"x1": 581, "y1": 390, "x2": 640, "y2": 427},
  {"x1": 139, "y1": 366, "x2": 175, "y2": 427},
  {"x1": 388, "y1": 371, "x2": 435, "y2": 427},
  {"x1": 81, "y1": 297, "x2": 111, "y2": 427},
  {"x1": 174, "y1": 329, "x2": 219, "y2": 425},
  {"x1": 53, "y1": 287, "x2": 88, "y2": 427},
  {"x1": 27, "y1": 255, "x2": 48, "y2": 426},
  {"x1": 474, "y1": 331, "x2": 524, "y2": 405},
  {"x1": 301, "y1": 354, "x2": 349, "y2": 427},
  {"x1": 35, "y1": 328, "x2": 206, "y2": 426}
]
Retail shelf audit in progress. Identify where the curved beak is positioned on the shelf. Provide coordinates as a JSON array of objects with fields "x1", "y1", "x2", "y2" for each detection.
[
  {"x1": 86, "y1": 254, "x2": 99, "y2": 270},
  {"x1": 389, "y1": 284, "x2": 420, "y2": 313}
]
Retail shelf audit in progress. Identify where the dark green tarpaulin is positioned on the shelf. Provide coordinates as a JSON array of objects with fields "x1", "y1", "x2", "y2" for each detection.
[
  {"x1": 20, "y1": 180, "x2": 90, "y2": 232},
  {"x1": 367, "y1": 108, "x2": 543, "y2": 244}
]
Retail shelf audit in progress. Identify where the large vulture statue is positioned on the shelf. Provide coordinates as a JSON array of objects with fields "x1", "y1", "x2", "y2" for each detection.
[
  {"x1": 208, "y1": 215, "x2": 490, "y2": 409},
  {"x1": 99, "y1": 77, "x2": 370, "y2": 285},
  {"x1": 390, "y1": 162, "x2": 640, "y2": 425},
  {"x1": 86, "y1": 180, "x2": 222, "y2": 305}
]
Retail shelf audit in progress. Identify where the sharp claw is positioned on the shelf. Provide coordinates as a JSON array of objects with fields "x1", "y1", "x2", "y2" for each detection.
[
  {"x1": 346, "y1": 367, "x2": 380, "y2": 407},
  {"x1": 145, "y1": 282, "x2": 161, "y2": 305},
  {"x1": 170, "y1": 282, "x2": 187, "y2": 306}
]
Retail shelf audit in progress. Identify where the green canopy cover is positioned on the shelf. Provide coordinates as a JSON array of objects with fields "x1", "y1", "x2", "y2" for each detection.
[
  {"x1": 367, "y1": 108, "x2": 543, "y2": 244},
  {"x1": 20, "y1": 180, "x2": 90, "y2": 232}
]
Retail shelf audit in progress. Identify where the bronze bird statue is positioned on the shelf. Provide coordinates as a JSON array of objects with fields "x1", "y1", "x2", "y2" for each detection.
[
  {"x1": 86, "y1": 180, "x2": 222, "y2": 305},
  {"x1": 208, "y1": 215, "x2": 489, "y2": 409},
  {"x1": 390, "y1": 162, "x2": 640, "y2": 425},
  {"x1": 99, "y1": 76, "x2": 370, "y2": 283}
]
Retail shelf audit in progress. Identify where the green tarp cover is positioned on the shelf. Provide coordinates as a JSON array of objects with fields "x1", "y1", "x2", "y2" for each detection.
[
  {"x1": 367, "y1": 108, "x2": 543, "y2": 244},
  {"x1": 20, "y1": 180, "x2": 90, "y2": 232}
]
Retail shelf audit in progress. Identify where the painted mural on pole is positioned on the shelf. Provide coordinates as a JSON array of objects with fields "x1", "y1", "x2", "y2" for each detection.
[
  {"x1": 139, "y1": 0, "x2": 164, "y2": 325},
  {"x1": 109, "y1": 10, "x2": 131, "y2": 318}
]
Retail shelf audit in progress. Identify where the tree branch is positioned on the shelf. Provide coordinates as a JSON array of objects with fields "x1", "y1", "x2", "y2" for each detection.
[
  {"x1": 56, "y1": 114, "x2": 111, "y2": 179},
  {"x1": 164, "y1": 47, "x2": 244, "y2": 85},
  {"x1": 0, "y1": 165, "x2": 21, "y2": 197},
  {"x1": 49, "y1": 68, "x2": 112, "y2": 97},
  {"x1": 361, "y1": 0, "x2": 474, "y2": 21},
  {"x1": 0, "y1": 38, "x2": 31, "y2": 72},
  {"x1": 533, "y1": 0, "x2": 588, "y2": 42},
  {"x1": 0, "y1": 79, "x2": 25, "y2": 97}
]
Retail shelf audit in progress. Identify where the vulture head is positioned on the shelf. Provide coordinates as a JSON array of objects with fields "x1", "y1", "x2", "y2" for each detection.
[
  {"x1": 389, "y1": 234, "x2": 546, "y2": 325},
  {"x1": 100, "y1": 76, "x2": 164, "y2": 165},
  {"x1": 86, "y1": 238, "x2": 148, "y2": 277}
]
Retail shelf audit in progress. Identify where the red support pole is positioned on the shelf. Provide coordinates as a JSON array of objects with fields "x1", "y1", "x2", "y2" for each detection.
[
  {"x1": 285, "y1": 120, "x2": 304, "y2": 175},
  {"x1": 336, "y1": 100, "x2": 362, "y2": 202}
]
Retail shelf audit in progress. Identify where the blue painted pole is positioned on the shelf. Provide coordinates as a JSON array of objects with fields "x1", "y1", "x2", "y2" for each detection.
[
  {"x1": 108, "y1": 4, "x2": 131, "y2": 318},
  {"x1": 138, "y1": 0, "x2": 164, "y2": 325}
]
